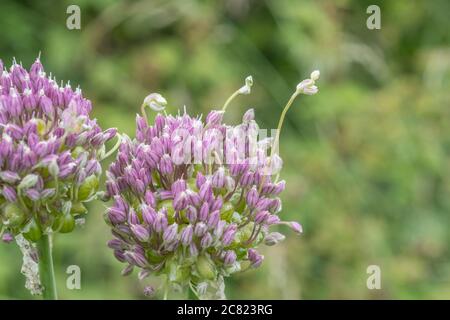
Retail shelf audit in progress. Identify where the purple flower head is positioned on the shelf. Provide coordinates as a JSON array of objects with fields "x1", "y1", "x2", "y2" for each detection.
[
  {"x1": 0, "y1": 57, "x2": 116, "y2": 242},
  {"x1": 103, "y1": 76, "x2": 312, "y2": 295}
]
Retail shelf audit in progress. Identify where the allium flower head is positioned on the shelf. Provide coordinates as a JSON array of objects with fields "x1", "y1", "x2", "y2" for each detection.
[
  {"x1": 105, "y1": 80, "x2": 308, "y2": 297},
  {"x1": 0, "y1": 57, "x2": 117, "y2": 243}
]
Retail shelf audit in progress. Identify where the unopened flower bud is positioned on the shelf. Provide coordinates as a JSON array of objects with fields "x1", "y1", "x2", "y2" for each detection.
[
  {"x1": 143, "y1": 93, "x2": 167, "y2": 112},
  {"x1": 264, "y1": 232, "x2": 285, "y2": 246},
  {"x1": 18, "y1": 174, "x2": 38, "y2": 190},
  {"x1": 194, "y1": 222, "x2": 208, "y2": 237},
  {"x1": 288, "y1": 221, "x2": 303, "y2": 234},
  {"x1": 163, "y1": 223, "x2": 178, "y2": 244},
  {"x1": 248, "y1": 249, "x2": 264, "y2": 268},
  {"x1": 238, "y1": 76, "x2": 253, "y2": 95},
  {"x1": 242, "y1": 108, "x2": 255, "y2": 122},
  {"x1": 180, "y1": 225, "x2": 193, "y2": 246},
  {"x1": 131, "y1": 224, "x2": 150, "y2": 242},
  {"x1": 223, "y1": 250, "x2": 237, "y2": 266}
]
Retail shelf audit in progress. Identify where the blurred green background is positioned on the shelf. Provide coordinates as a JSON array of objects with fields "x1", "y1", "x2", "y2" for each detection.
[{"x1": 1, "y1": 0, "x2": 449, "y2": 299}]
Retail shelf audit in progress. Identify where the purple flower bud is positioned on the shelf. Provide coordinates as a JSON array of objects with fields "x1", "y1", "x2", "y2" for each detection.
[
  {"x1": 199, "y1": 202, "x2": 209, "y2": 221},
  {"x1": 222, "y1": 224, "x2": 237, "y2": 246},
  {"x1": 25, "y1": 189, "x2": 40, "y2": 201},
  {"x1": 39, "y1": 95, "x2": 53, "y2": 116},
  {"x1": 0, "y1": 171, "x2": 20, "y2": 183},
  {"x1": 223, "y1": 250, "x2": 237, "y2": 266},
  {"x1": 255, "y1": 197, "x2": 272, "y2": 212},
  {"x1": 207, "y1": 210, "x2": 220, "y2": 228},
  {"x1": 114, "y1": 249, "x2": 126, "y2": 262},
  {"x1": 143, "y1": 286, "x2": 155, "y2": 297},
  {"x1": 213, "y1": 220, "x2": 226, "y2": 239},
  {"x1": 210, "y1": 196, "x2": 223, "y2": 212},
  {"x1": 187, "y1": 190, "x2": 201, "y2": 207},
  {"x1": 128, "y1": 208, "x2": 139, "y2": 225},
  {"x1": 288, "y1": 221, "x2": 303, "y2": 234},
  {"x1": 194, "y1": 222, "x2": 208, "y2": 237},
  {"x1": 131, "y1": 224, "x2": 150, "y2": 242},
  {"x1": 196, "y1": 172, "x2": 206, "y2": 189},
  {"x1": 242, "y1": 108, "x2": 255, "y2": 122},
  {"x1": 150, "y1": 137, "x2": 164, "y2": 157},
  {"x1": 108, "y1": 206, "x2": 127, "y2": 224},
  {"x1": 248, "y1": 249, "x2": 264, "y2": 268},
  {"x1": 268, "y1": 198, "x2": 282, "y2": 213},
  {"x1": 266, "y1": 215, "x2": 280, "y2": 225},
  {"x1": 173, "y1": 191, "x2": 188, "y2": 211},
  {"x1": 200, "y1": 232, "x2": 213, "y2": 249},
  {"x1": 144, "y1": 191, "x2": 156, "y2": 207},
  {"x1": 159, "y1": 154, "x2": 173, "y2": 175},
  {"x1": 23, "y1": 89, "x2": 37, "y2": 110},
  {"x1": 246, "y1": 187, "x2": 259, "y2": 208},
  {"x1": 2, "y1": 232, "x2": 14, "y2": 243},
  {"x1": 239, "y1": 171, "x2": 254, "y2": 186},
  {"x1": 186, "y1": 206, "x2": 198, "y2": 223},
  {"x1": 85, "y1": 160, "x2": 101, "y2": 176},
  {"x1": 154, "y1": 211, "x2": 168, "y2": 233},
  {"x1": 107, "y1": 239, "x2": 123, "y2": 250},
  {"x1": 211, "y1": 167, "x2": 225, "y2": 188},
  {"x1": 163, "y1": 223, "x2": 178, "y2": 244},
  {"x1": 205, "y1": 110, "x2": 224, "y2": 126},
  {"x1": 199, "y1": 181, "x2": 213, "y2": 203},
  {"x1": 171, "y1": 179, "x2": 187, "y2": 194},
  {"x1": 142, "y1": 205, "x2": 157, "y2": 225},
  {"x1": 273, "y1": 180, "x2": 285, "y2": 195},
  {"x1": 106, "y1": 181, "x2": 120, "y2": 196},
  {"x1": 2, "y1": 185, "x2": 17, "y2": 202},
  {"x1": 180, "y1": 225, "x2": 193, "y2": 246},
  {"x1": 132, "y1": 251, "x2": 148, "y2": 268},
  {"x1": 159, "y1": 190, "x2": 173, "y2": 201},
  {"x1": 254, "y1": 210, "x2": 270, "y2": 224}
]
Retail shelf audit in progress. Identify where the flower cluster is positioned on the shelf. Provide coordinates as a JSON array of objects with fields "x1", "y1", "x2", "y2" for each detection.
[
  {"x1": 105, "y1": 97, "x2": 302, "y2": 297},
  {"x1": 0, "y1": 57, "x2": 116, "y2": 243}
]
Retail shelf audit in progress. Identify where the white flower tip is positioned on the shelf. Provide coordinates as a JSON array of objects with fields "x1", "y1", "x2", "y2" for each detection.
[
  {"x1": 143, "y1": 93, "x2": 167, "y2": 112},
  {"x1": 245, "y1": 75, "x2": 253, "y2": 87},
  {"x1": 238, "y1": 75, "x2": 254, "y2": 95},
  {"x1": 310, "y1": 70, "x2": 320, "y2": 81},
  {"x1": 296, "y1": 70, "x2": 320, "y2": 95}
]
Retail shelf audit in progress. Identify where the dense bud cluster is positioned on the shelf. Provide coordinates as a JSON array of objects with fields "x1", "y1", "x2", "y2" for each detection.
[
  {"x1": 0, "y1": 58, "x2": 116, "y2": 243},
  {"x1": 105, "y1": 103, "x2": 301, "y2": 296}
]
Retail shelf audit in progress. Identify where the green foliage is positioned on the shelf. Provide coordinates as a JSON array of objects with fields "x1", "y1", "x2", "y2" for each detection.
[{"x1": 0, "y1": 0, "x2": 449, "y2": 299}]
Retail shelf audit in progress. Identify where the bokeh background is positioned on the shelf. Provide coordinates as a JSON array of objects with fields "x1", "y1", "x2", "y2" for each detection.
[{"x1": 1, "y1": 0, "x2": 449, "y2": 299}]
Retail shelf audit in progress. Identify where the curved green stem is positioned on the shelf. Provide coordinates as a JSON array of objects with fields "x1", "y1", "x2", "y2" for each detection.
[
  {"x1": 36, "y1": 234, "x2": 58, "y2": 300},
  {"x1": 101, "y1": 133, "x2": 122, "y2": 161},
  {"x1": 270, "y1": 91, "x2": 299, "y2": 160},
  {"x1": 258, "y1": 91, "x2": 300, "y2": 192},
  {"x1": 222, "y1": 90, "x2": 240, "y2": 112}
]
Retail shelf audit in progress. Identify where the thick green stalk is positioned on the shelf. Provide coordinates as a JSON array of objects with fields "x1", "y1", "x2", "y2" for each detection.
[{"x1": 36, "y1": 234, "x2": 58, "y2": 300}]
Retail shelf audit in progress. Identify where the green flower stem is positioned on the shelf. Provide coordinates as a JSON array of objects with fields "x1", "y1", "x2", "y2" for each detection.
[
  {"x1": 222, "y1": 90, "x2": 240, "y2": 112},
  {"x1": 36, "y1": 234, "x2": 58, "y2": 300},
  {"x1": 271, "y1": 91, "x2": 299, "y2": 160},
  {"x1": 188, "y1": 283, "x2": 199, "y2": 300},
  {"x1": 259, "y1": 91, "x2": 300, "y2": 191}
]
